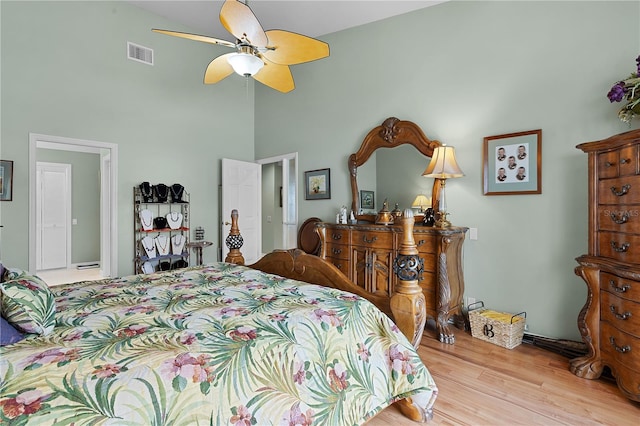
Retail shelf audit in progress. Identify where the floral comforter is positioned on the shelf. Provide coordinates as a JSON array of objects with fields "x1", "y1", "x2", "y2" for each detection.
[{"x1": 0, "y1": 263, "x2": 437, "y2": 425}]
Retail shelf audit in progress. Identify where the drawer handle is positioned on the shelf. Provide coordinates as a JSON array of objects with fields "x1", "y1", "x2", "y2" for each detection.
[
  {"x1": 609, "y1": 336, "x2": 631, "y2": 354},
  {"x1": 605, "y1": 161, "x2": 615, "y2": 167},
  {"x1": 621, "y1": 158, "x2": 631, "y2": 165},
  {"x1": 610, "y1": 211, "x2": 630, "y2": 224},
  {"x1": 332, "y1": 248, "x2": 342, "y2": 255},
  {"x1": 416, "y1": 239, "x2": 426, "y2": 247},
  {"x1": 610, "y1": 279, "x2": 630, "y2": 293},
  {"x1": 610, "y1": 184, "x2": 631, "y2": 197},
  {"x1": 336, "y1": 264, "x2": 342, "y2": 270},
  {"x1": 610, "y1": 241, "x2": 630, "y2": 253},
  {"x1": 363, "y1": 235, "x2": 378, "y2": 244},
  {"x1": 331, "y1": 233, "x2": 342, "y2": 240},
  {"x1": 610, "y1": 305, "x2": 632, "y2": 320}
]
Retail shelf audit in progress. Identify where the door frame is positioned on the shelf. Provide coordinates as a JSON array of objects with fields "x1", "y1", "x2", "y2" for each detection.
[
  {"x1": 257, "y1": 152, "x2": 298, "y2": 251},
  {"x1": 29, "y1": 133, "x2": 118, "y2": 277},
  {"x1": 36, "y1": 162, "x2": 72, "y2": 270}
]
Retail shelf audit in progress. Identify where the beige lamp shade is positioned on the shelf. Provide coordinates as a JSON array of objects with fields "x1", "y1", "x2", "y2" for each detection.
[
  {"x1": 411, "y1": 194, "x2": 431, "y2": 210},
  {"x1": 423, "y1": 145, "x2": 465, "y2": 179}
]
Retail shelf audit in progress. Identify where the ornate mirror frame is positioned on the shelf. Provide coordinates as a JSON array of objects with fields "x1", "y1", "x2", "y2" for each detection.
[{"x1": 349, "y1": 117, "x2": 442, "y2": 221}]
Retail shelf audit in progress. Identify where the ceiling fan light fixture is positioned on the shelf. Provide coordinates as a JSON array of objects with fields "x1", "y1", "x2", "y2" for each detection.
[{"x1": 227, "y1": 52, "x2": 264, "y2": 77}]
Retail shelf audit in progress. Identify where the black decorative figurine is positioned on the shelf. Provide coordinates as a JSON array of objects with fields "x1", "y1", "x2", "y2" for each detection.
[{"x1": 423, "y1": 207, "x2": 435, "y2": 227}]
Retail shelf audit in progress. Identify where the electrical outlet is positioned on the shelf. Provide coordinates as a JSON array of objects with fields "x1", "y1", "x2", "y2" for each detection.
[{"x1": 524, "y1": 324, "x2": 529, "y2": 332}]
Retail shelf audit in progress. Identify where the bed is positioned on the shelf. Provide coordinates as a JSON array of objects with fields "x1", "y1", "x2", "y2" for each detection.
[{"x1": 0, "y1": 212, "x2": 437, "y2": 425}]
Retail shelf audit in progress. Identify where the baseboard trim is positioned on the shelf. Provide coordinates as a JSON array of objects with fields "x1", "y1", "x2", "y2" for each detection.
[{"x1": 522, "y1": 332, "x2": 587, "y2": 359}]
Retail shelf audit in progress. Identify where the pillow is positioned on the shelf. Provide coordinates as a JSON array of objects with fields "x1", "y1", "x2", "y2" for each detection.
[
  {"x1": 4, "y1": 267, "x2": 30, "y2": 281},
  {"x1": 0, "y1": 263, "x2": 5, "y2": 283},
  {"x1": 0, "y1": 316, "x2": 25, "y2": 345},
  {"x1": 0, "y1": 274, "x2": 56, "y2": 335}
]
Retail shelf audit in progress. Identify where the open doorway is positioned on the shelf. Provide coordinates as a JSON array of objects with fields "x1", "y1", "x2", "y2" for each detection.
[
  {"x1": 220, "y1": 153, "x2": 298, "y2": 262},
  {"x1": 28, "y1": 133, "x2": 118, "y2": 279},
  {"x1": 257, "y1": 152, "x2": 298, "y2": 254}
]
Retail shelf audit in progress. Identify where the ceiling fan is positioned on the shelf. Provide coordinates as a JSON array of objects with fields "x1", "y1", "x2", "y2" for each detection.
[{"x1": 152, "y1": 0, "x2": 330, "y2": 93}]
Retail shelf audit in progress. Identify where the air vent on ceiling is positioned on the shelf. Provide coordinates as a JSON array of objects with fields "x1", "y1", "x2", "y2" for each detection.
[{"x1": 127, "y1": 42, "x2": 153, "y2": 65}]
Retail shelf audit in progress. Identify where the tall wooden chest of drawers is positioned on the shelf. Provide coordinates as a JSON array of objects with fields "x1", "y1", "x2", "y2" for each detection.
[
  {"x1": 317, "y1": 222, "x2": 467, "y2": 344},
  {"x1": 571, "y1": 128, "x2": 640, "y2": 401}
]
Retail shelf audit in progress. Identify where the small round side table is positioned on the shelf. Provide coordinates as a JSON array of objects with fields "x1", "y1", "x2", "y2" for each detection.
[{"x1": 186, "y1": 241, "x2": 213, "y2": 265}]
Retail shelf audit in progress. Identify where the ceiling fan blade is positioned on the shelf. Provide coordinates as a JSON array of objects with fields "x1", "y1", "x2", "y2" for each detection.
[
  {"x1": 204, "y1": 53, "x2": 235, "y2": 84},
  {"x1": 263, "y1": 30, "x2": 330, "y2": 65},
  {"x1": 220, "y1": 0, "x2": 268, "y2": 47},
  {"x1": 253, "y1": 60, "x2": 295, "y2": 93},
  {"x1": 152, "y1": 29, "x2": 236, "y2": 48}
]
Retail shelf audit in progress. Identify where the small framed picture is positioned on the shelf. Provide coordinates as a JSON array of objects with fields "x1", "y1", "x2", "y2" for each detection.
[
  {"x1": 483, "y1": 129, "x2": 542, "y2": 195},
  {"x1": 0, "y1": 160, "x2": 14, "y2": 201},
  {"x1": 360, "y1": 190, "x2": 375, "y2": 209},
  {"x1": 304, "y1": 168, "x2": 331, "y2": 200}
]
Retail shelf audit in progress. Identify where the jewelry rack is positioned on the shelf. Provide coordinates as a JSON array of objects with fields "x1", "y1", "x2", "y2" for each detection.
[{"x1": 133, "y1": 185, "x2": 191, "y2": 274}]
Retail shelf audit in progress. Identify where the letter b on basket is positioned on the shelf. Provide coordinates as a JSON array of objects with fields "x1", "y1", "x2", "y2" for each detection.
[{"x1": 483, "y1": 324, "x2": 495, "y2": 338}]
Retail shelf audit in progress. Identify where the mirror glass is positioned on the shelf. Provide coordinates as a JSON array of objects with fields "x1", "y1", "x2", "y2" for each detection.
[{"x1": 356, "y1": 145, "x2": 433, "y2": 213}]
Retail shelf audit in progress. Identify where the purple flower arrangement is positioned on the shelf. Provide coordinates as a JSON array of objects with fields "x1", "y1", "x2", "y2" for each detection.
[{"x1": 607, "y1": 55, "x2": 640, "y2": 123}]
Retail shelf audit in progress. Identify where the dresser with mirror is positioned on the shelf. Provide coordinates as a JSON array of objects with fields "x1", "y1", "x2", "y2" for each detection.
[{"x1": 317, "y1": 117, "x2": 467, "y2": 344}]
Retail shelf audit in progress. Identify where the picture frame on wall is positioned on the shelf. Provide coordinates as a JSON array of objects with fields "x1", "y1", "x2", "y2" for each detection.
[
  {"x1": 483, "y1": 129, "x2": 542, "y2": 195},
  {"x1": 0, "y1": 160, "x2": 14, "y2": 201},
  {"x1": 360, "y1": 190, "x2": 375, "y2": 210},
  {"x1": 304, "y1": 168, "x2": 331, "y2": 200}
]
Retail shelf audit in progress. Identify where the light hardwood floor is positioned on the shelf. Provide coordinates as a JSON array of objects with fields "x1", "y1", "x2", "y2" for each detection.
[
  {"x1": 367, "y1": 327, "x2": 640, "y2": 425},
  {"x1": 37, "y1": 267, "x2": 104, "y2": 286}
]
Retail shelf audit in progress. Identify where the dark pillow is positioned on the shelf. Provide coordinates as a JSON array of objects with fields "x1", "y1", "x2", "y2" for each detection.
[
  {"x1": 0, "y1": 263, "x2": 5, "y2": 283},
  {"x1": 0, "y1": 316, "x2": 25, "y2": 346}
]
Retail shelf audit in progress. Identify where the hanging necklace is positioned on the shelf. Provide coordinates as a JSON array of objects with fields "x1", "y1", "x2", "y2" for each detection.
[
  {"x1": 141, "y1": 236, "x2": 157, "y2": 258},
  {"x1": 140, "y1": 182, "x2": 152, "y2": 198},
  {"x1": 139, "y1": 209, "x2": 154, "y2": 230},
  {"x1": 155, "y1": 235, "x2": 170, "y2": 255},
  {"x1": 166, "y1": 212, "x2": 183, "y2": 229},
  {"x1": 141, "y1": 261, "x2": 154, "y2": 274},
  {"x1": 155, "y1": 184, "x2": 169, "y2": 202},
  {"x1": 171, "y1": 184, "x2": 184, "y2": 202},
  {"x1": 172, "y1": 234, "x2": 185, "y2": 255}
]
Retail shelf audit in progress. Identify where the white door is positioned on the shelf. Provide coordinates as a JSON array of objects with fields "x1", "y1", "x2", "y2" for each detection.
[
  {"x1": 221, "y1": 158, "x2": 261, "y2": 264},
  {"x1": 36, "y1": 162, "x2": 71, "y2": 270}
]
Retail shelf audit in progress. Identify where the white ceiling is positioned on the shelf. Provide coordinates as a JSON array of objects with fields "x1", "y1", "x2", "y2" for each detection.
[{"x1": 128, "y1": 0, "x2": 446, "y2": 39}]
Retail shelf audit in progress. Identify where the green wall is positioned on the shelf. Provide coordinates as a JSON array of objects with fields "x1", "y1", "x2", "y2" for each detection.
[
  {"x1": 0, "y1": 0, "x2": 255, "y2": 273},
  {"x1": 36, "y1": 149, "x2": 101, "y2": 264},
  {"x1": 254, "y1": 1, "x2": 640, "y2": 340}
]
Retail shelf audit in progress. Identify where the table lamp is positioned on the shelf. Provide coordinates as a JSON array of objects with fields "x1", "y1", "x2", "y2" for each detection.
[
  {"x1": 422, "y1": 145, "x2": 464, "y2": 227},
  {"x1": 411, "y1": 194, "x2": 431, "y2": 214}
]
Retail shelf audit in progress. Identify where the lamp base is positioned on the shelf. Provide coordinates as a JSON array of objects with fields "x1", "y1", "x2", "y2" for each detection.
[{"x1": 435, "y1": 211, "x2": 451, "y2": 228}]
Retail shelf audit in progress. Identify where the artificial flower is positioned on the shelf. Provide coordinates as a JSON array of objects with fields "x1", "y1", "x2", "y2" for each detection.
[{"x1": 607, "y1": 55, "x2": 640, "y2": 123}]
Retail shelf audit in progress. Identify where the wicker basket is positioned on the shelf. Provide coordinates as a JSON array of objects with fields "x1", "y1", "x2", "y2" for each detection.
[{"x1": 468, "y1": 301, "x2": 526, "y2": 349}]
